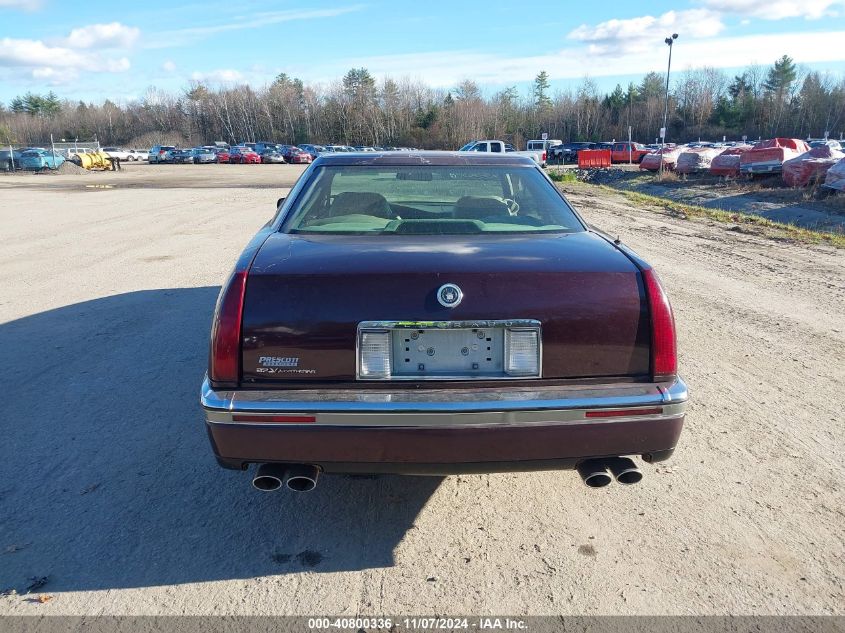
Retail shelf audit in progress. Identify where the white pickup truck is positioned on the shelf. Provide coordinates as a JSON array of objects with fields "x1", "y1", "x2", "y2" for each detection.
[{"x1": 458, "y1": 140, "x2": 547, "y2": 167}]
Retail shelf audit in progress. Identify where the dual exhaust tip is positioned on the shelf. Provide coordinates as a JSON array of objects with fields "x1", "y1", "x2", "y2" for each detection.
[
  {"x1": 253, "y1": 457, "x2": 641, "y2": 491},
  {"x1": 576, "y1": 457, "x2": 643, "y2": 488},
  {"x1": 252, "y1": 463, "x2": 320, "y2": 492}
]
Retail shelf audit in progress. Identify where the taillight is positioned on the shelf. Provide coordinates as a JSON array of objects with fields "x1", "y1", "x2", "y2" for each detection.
[
  {"x1": 642, "y1": 268, "x2": 677, "y2": 382},
  {"x1": 209, "y1": 268, "x2": 247, "y2": 384},
  {"x1": 542, "y1": 151, "x2": 547, "y2": 162}
]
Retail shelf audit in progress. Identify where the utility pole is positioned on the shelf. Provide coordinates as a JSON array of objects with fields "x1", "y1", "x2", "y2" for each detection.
[{"x1": 658, "y1": 33, "x2": 678, "y2": 179}]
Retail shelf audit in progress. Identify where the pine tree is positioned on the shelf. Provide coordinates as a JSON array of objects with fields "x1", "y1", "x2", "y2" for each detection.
[
  {"x1": 764, "y1": 55, "x2": 797, "y2": 94},
  {"x1": 534, "y1": 71, "x2": 551, "y2": 109}
]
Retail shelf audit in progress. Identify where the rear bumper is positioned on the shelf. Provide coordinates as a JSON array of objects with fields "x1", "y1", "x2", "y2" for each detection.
[{"x1": 201, "y1": 377, "x2": 688, "y2": 474}]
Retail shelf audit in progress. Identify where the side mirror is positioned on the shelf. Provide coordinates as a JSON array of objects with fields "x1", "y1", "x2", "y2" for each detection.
[{"x1": 276, "y1": 196, "x2": 285, "y2": 209}]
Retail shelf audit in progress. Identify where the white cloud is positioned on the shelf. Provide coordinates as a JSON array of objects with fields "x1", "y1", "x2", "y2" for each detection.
[
  {"x1": 701, "y1": 0, "x2": 845, "y2": 20},
  {"x1": 32, "y1": 67, "x2": 57, "y2": 79},
  {"x1": 305, "y1": 30, "x2": 845, "y2": 88},
  {"x1": 0, "y1": 26, "x2": 133, "y2": 87},
  {"x1": 63, "y1": 22, "x2": 140, "y2": 49},
  {"x1": 0, "y1": 0, "x2": 42, "y2": 10},
  {"x1": 568, "y1": 9, "x2": 725, "y2": 56},
  {"x1": 162, "y1": 60, "x2": 177, "y2": 72},
  {"x1": 570, "y1": 9, "x2": 725, "y2": 41},
  {"x1": 144, "y1": 6, "x2": 363, "y2": 48},
  {"x1": 191, "y1": 68, "x2": 244, "y2": 83}
]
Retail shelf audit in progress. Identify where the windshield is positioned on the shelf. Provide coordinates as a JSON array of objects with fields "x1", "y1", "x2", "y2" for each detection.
[{"x1": 283, "y1": 165, "x2": 584, "y2": 235}]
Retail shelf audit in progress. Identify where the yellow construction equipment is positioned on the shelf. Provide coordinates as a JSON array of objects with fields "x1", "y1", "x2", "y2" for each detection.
[{"x1": 71, "y1": 150, "x2": 119, "y2": 171}]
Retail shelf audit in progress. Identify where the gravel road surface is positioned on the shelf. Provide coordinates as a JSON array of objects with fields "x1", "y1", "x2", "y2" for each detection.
[{"x1": 1, "y1": 164, "x2": 842, "y2": 616}]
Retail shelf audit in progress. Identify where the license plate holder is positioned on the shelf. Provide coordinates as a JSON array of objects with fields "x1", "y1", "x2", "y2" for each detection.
[{"x1": 392, "y1": 326, "x2": 505, "y2": 378}]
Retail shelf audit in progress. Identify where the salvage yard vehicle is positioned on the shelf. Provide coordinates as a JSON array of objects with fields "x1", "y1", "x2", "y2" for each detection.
[
  {"x1": 459, "y1": 140, "x2": 547, "y2": 167},
  {"x1": 190, "y1": 147, "x2": 218, "y2": 164},
  {"x1": 229, "y1": 146, "x2": 262, "y2": 164},
  {"x1": 18, "y1": 148, "x2": 65, "y2": 171},
  {"x1": 201, "y1": 151, "x2": 688, "y2": 492},
  {"x1": 148, "y1": 145, "x2": 176, "y2": 164},
  {"x1": 260, "y1": 149, "x2": 286, "y2": 164},
  {"x1": 0, "y1": 148, "x2": 25, "y2": 171},
  {"x1": 611, "y1": 142, "x2": 651, "y2": 164},
  {"x1": 740, "y1": 138, "x2": 810, "y2": 175},
  {"x1": 299, "y1": 143, "x2": 324, "y2": 160},
  {"x1": 102, "y1": 147, "x2": 135, "y2": 161},
  {"x1": 527, "y1": 139, "x2": 562, "y2": 153},
  {"x1": 171, "y1": 149, "x2": 195, "y2": 164},
  {"x1": 548, "y1": 142, "x2": 596, "y2": 163},
  {"x1": 283, "y1": 146, "x2": 313, "y2": 164}
]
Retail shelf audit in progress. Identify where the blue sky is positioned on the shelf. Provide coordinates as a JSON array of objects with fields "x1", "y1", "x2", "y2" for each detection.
[{"x1": 1, "y1": 0, "x2": 844, "y2": 104}]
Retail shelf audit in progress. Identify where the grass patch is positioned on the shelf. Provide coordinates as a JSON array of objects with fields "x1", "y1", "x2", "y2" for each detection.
[
  {"x1": 654, "y1": 170, "x2": 679, "y2": 183},
  {"x1": 596, "y1": 185, "x2": 845, "y2": 249},
  {"x1": 547, "y1": 169, "x2": 578, "y2": 183}
]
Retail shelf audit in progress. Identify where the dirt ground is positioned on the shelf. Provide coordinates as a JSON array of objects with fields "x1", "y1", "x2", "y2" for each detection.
[{"x1": 0, "y1": 163, "x2": 843, "y2": 616}]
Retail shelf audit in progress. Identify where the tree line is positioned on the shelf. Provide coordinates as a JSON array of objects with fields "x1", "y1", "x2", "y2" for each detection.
[{"x1": 1, "y1": 56, "x2": 843, "y2": 150}]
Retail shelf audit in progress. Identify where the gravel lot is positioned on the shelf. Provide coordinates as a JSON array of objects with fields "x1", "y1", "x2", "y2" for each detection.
[{"x1": 0, "y1": 163, "x2": 843, "y2": 616}]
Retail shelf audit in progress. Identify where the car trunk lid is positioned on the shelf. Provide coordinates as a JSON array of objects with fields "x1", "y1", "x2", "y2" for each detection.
[{"x1": 241, "y1": 231, "x2": 650, "y2": 382}]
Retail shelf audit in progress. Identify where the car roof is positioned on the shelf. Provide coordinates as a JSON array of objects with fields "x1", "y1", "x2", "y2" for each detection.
[{"x1": 314, "y1": 151, "x2": 537, "y2": 167}]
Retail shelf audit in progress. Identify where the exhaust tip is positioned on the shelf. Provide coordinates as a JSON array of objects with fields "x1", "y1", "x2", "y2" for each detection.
[
  {"x1": 284, "y1": 464, "x2": 320, "y2": 492},
  {"x1": 607, "y1": 457, "x2": 643, "y2": 485},
  {"x1": 253, "y1": 475, "x2": 283, "y2": 491},
  {"x1": 252, "y1": 463, "x2": 288, "y2": 492},
  {"x1": 576, "y1": 460, "x2": 612, "y2": 488},
  {"x1": 286, "y1": 476, "x2": 317, "y2": 492}
]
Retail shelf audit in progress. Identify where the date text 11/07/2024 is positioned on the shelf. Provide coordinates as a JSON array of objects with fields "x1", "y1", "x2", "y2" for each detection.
[{"x1": 306, "y1": 617, "x2": 528, "y2": 630}]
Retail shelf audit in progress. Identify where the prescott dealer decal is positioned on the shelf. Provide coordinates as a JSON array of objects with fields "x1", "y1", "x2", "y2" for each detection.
[
  {"x1": 256, "y1": 356, "x2": 317, "y2": 375},
  {"x1": 259, "y1": 356, "x2": 300, "y2": 367}
]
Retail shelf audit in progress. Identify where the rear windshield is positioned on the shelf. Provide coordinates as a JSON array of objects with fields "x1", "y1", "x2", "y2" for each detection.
[{"x1": 283, "y1": 165, "x2": 584, "y2": 235}]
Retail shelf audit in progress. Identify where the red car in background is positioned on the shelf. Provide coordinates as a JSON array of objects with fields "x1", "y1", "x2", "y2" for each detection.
[
  {"x1": 215, "y1": 148, "x2": 231, "y2": 163},
  {"x1": 282, "y1": 146, "x2": 313, "y2": 164},
  {"x1": 611, "y1": 142, "x2": 651, "y2": 164},
  {"x1": 229, "y1": 147, "x2": 261, "y2": 164}
]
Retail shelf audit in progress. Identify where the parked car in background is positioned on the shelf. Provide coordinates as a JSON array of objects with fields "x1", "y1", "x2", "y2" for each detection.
[
  {"x1": 526, "y1": 139, "x2": 562, "y2": 153},
  {"x1": 283, "y1": 146, "x2": 313, "y2": 164},
  {"x1": 190, "y1": 147, "x2": 218, "y2": 164},
  {"x1": 809, "y1": 139, "x2": 842, "y2": 151},
  {"x1": 229, "y1": 147, "x2": 262, "y2": 164},
  {"x1": 102, "y1": 147, "x2": 134, "y2": 161},
  {"x1": 260, "y1": 149, "x2": 286, "y2": 164},
  {"x1": 459, "y1": 140, "x2": 546, "y2": 167},
  {"x1": 740, "y1": 138, "x2": 810, "y2": 175},
  {"x1": 1, "y1": 148, "x2": 25, "y2": 171},
  {"x1": 252, "y1": 142, "x2": 278, "y2": 154},
  {"x1": 640, "y1": 146, "x2": 686, "y2": 171},
  {"x1": 215, "y1": 148, "x2": 231, "y2": 163},
  {"x1": 201, "y1": 151, "x2": 687, "y2": 492},
  {"x1": 128, "y1": 149, "x2": 147, "y2": 161},
  {"x1": 548, "y1": 142, "x2": 596, "y2": 163},
  {"x1": 19, "y1": 148, "x2": 66, "y2": 171},
  {"x1": 321, "y1": 145, "x2": 350, "y2": 153},
  {"x1": 299, "y1": 144, "x2": 324, "y2": 160},
  {"x1": 148, "y1": 145, "x2": 176, "y2": 164},
  {"x1": 61, "y1": 147, "x2": 97, "y2": 160},
  {"x1": 611, "y1": 142, "x2": 651, "y2": 163},
  {"x1": 170, "y1": 149, "x2": 195, "y2": 164}
]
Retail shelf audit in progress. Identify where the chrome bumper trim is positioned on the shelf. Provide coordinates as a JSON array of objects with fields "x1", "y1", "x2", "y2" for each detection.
[{"x1": 201, "y1": 376, "x2": 688, "y2": 428}]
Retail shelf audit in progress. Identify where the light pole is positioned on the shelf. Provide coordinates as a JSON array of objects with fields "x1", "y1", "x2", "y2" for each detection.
[{"x1": 658, "y1": 33, "x2": 678, "y2": 178}]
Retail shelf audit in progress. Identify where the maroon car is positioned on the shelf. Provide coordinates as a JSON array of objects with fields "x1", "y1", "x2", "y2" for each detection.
[
  {"x1": 282, "y1": 145, "x2": 313, "y2": 164},
  {"x1": 201, "y1": 152, "x2": 687, "y2": 492}
]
